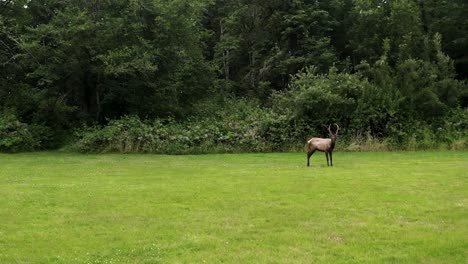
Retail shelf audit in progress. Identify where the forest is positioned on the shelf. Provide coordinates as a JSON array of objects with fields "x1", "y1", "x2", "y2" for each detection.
[{"x1": 1, "y1": 0, "x2": 467, "y2": 153}]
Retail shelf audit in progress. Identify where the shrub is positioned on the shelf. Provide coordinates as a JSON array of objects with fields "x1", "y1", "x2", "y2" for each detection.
[
  {"x1": 71, "y1": 100, "x2": 468, "y2": 154},
  {"x1": 72, "y1": 116, "x2": 161, "y2": 153},
  {"x1": 272, "y1": 66, "x2": 362, "y2": 131},
  {"x1": 72, "y1": 99, "x2": 303, "y2": 154},
  {"x1": 0, "y1": 113, "x2": 37, "y2": 152}
]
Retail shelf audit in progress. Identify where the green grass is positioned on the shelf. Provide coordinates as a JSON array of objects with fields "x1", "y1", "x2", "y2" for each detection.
[{"x1": 0, "y1": 151, "x2": 467, "y2": 263}]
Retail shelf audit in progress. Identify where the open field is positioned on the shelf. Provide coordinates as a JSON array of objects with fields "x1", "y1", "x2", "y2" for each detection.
[{"x1": 0, "y1": 151, "x2": 467, "y2": 263}]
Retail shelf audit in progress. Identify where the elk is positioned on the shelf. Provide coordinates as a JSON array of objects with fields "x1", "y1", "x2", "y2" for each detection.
[{"x1": 306, "y1": 124, "x2": 340, "y2": 167}]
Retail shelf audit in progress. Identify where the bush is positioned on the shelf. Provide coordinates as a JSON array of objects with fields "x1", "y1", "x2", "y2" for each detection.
[
  {"x1": 272, "y1": 66, "x2": 362, "y2": 131},
  {"x1": 0, "y1": 113, "x2": 37, "y2": 152},
  {"x1": 72, "y1": 116, "x2": 160, "y2": 153},
  {"x1": 71, "y1": 97, "x2": 468, "y2": 154},
  {"x1": 72, "y1": 99, "x2": 304, "y2": 154}
]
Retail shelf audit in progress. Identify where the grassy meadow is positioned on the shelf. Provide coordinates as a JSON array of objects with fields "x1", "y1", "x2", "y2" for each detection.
[{"x1": 0, "y1": 151, "x2": 467, "y2": 263}]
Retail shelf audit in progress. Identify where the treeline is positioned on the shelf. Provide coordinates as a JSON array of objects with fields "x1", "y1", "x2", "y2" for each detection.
[{"x1": 0, "y1": 0, "x2": 467, "y2": 152}]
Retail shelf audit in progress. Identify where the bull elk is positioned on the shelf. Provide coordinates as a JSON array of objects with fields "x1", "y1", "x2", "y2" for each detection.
[{"x1": 306, "y1": 124, "x2": 340, "y2": 167}]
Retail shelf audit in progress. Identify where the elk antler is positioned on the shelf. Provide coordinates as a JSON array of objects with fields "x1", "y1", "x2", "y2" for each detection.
[{"x1": 334, "y1": 123, "x2": 340, "y2": 134}]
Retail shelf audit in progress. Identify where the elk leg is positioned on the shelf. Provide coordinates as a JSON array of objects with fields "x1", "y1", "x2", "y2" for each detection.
[
  {"x1": 325, "y1": 152, "x2": 329, "y2": 166},
  {"x1": 329, "y1": 151, "x2": 333, "y2": 167},
  {"x1": 307, "y1": 150, "x2": 315, "y2": 167}
]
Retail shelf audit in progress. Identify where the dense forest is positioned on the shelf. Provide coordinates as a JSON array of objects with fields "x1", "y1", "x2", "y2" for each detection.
[{"x1": 1, "y1": 0, "x2": 467, "y2": 153}]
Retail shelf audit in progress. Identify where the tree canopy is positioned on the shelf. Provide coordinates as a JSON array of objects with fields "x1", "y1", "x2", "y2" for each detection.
[{"x1": 0, "y1": 0, "x2": 467, "y2": 151}]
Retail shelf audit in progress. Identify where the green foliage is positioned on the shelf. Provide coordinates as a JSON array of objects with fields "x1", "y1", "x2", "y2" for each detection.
[
  {"x1": 270, "y1": 57, "x2": 467, "y2": 151},
  {"x1": 4, "y1": 0, "x2": 215, "y2": 124},
  {"x1": 73, "y1": 100, "x2": 300, "y2": 153},
  {"x1": 72, "y1": 100, "x2": 468, "y2": 153},
  {"x1": 0, "y1": 108, "x2": 61, "y2": 152},
  {"x1": 1, "y1": 0, "x2": 467, "y2": 152},
  {"x1": 0, "y1": 114, "x2": 34, "y2": 152},
  {"x1": 208, "y1": 0, "x2": 339, "y2": 97},
  {"x1": 272, "y1": 66, "x2": 367, "y2": 131}
]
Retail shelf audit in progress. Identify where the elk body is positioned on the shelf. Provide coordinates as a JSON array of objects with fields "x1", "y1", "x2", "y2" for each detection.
[{"x1": 306, "y1": 124, "x2": 340, "y2": 167}]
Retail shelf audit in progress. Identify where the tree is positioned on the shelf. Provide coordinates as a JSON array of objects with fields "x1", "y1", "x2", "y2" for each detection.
[
  {"x1": 14, "y1": 0, "x2": 215, "y2": 125},
  {"x1": 206, "y1": 0, "x2": 338, "y2": 99}
]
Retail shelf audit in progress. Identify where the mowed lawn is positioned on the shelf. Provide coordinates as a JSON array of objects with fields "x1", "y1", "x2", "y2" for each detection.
[{"x1": 0, "y1": 151, "x2": 467, "y2": 263}]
